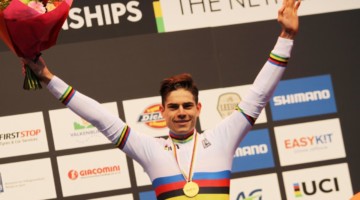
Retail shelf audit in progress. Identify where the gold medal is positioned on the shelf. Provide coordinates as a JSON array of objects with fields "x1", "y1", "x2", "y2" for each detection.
[
  {"x1": 172, "y1": 130, "x2": 199, "y2": 197},
  {"x1": 183, "y1": 181, "x2": 199, "y2": 197}
]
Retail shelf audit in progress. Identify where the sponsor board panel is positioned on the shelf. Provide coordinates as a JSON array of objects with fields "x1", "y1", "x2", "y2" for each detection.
[
  {"x1": 275, "y1": 118, "x2": 346, "y2": 166},
  {"x1": 57, "y1": 149, "x2": 130, "y2": 197},
  {"x1": 49, "y1": 102, "x2": 118, "y2": 150},
  {"x1": 123, "y1": 96, "x2": 168, "y2": 137},
  {"x1": 139, "y1": 190, "x2": 157, "y2": 200},
  {"x1": 0, "y1": 173, "x2": 3, "y2": 193},
  {"x1": 159, "y1": 0, "x2": 360, "y2": 32},
  {"x1": 133, "y1": 160, "x2": 152, "y2": 186},
  {"x1": 232, "y1": 129, "x2": 274, "y2": 173},
  {"x1": 89, "y1": 193, "x2": 133, "y2": 200},
  {"x1": 230, "y1": 173, "x2": 281, "y2": 200},
  {"x1": 0, "y1": 158, "x2": 56, "y2": 199},
  {"x1": 270, "y1": 74, "x2": 337, "y2": 121},
  {"x1": 0, "y1": 112, "x2": 49, "y2": 158},
  {"x1": 199, "y1": 85, "x2": 267, "y2": 131},
  {"x1": 282, "y1": 163, "x2": 353, "y2": 200}
]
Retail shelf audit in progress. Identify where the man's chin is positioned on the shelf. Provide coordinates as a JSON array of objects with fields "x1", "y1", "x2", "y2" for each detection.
[{"x1": 171, "y1": 128, "x2": 191, "y2": 135}]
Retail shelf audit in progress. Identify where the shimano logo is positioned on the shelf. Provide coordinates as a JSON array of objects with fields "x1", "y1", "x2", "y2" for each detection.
[
  {"x1": 234, "y1": 144, "x2": 268, "y2": 157},
  {"x1": 273, "y1": 89, "x2": 331, "y2": 106}
]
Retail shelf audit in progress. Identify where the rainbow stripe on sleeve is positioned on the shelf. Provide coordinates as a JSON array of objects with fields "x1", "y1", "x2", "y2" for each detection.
[
  {"x1": 268, "y1": 52, "x2": 289, "y2": 67},
  {"x1": 115, "y1": 125, "x2": 131, "y2": 149},
  {"x1": 59, "y1": 86, "x2": 76, "y2": 105},
  {"x1": 235, "y1": 105, "x2": 256, "y2": 126}
]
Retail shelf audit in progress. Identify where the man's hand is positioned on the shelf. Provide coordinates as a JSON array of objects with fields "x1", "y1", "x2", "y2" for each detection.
[
  {"x1": 278, "y1": 0, "x2": 301, "y2": 39},
  {"x1": 22, "y1": 57, "x2": 54, "y2": 85}
]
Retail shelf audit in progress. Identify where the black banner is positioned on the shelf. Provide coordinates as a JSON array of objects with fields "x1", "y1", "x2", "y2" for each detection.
[{"x1": 0, "y1": 0, "x2": 158, "y2": 52}]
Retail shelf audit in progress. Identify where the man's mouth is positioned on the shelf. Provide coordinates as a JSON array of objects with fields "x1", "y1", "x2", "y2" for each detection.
[{"x1": 174, "y1": 119, "x2": 190, "y2": 124}]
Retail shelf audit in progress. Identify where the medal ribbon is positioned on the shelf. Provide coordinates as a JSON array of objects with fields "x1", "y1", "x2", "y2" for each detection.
[{"x1": 172, "y1": 130, "x2": 198, "y2": 182}]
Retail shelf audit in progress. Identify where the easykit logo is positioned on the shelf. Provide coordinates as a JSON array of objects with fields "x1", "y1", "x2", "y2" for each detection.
[
  {"x1": 232, "y1": 129, "x2": 274, "y2": 172},
  {"x1": 217, "y1": 92, "x2": 241, "y2": 118},
  {"x1": 58, "y1": 0, "x2": 157, "y2": 44},
  {"x1": 236, "y1": 189, "x2": 262, "y2": 200},
  {"x1": 67, "y1": 165, "x2": 121, "y2": 180},
  {"x1": 270, "y1": 74, "x2": 337, "y2": 121},
  {"x1": 284, "y1": 133, "x2": 333, "y2": 151},
  {"x1": 292, "y1": 178, "x2": 339, "y2": 198},
  {"x1": 138, "y1": 104, "x2": 166, "y2": 128},
  {"x1": 275, "y1": 118, "x2": 346, "y2": 166}
]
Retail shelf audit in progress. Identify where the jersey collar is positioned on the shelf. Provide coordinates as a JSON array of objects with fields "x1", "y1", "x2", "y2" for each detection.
[{"x1": 169, "y1": 129, "x2": 195, "y2": 143}]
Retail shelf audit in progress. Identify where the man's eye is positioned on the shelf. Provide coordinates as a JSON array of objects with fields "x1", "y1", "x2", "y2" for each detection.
[
  {"x1": 183, "y1": 103, "x2": 194, "y2": 109},
  {"x1": 168, "y1": 105, "x2": 179, "y2": 110}
]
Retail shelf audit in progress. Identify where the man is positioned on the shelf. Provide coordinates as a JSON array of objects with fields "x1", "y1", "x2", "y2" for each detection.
[{"x1": 24, "y1": 0, "x2": 301, "y2": 199}]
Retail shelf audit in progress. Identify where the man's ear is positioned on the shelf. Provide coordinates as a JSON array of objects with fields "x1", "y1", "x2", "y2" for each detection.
[
  {"x1": 160, "y1": 104, "x2": 165, "y2": 114},
  {"x1": 197, "y1": 102, "x2": 202, "y2": 113}
]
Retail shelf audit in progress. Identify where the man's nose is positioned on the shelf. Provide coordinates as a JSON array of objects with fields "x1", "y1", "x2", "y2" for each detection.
[{"x1": 177, "y1": 106, "x2": 186, "y2": 118}]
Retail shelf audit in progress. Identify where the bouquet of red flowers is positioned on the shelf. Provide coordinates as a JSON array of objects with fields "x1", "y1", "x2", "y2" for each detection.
[{"x1": 0, "y1": 0, "x2": 73, "y2": 90}]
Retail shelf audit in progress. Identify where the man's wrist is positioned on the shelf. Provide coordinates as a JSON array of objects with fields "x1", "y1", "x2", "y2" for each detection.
[
  {"x1": 280, "y1": 30, "x2": 296, "y2": 40},
  {"x1": 36, "y1": 68, "x2": 54, "y2": 85}
]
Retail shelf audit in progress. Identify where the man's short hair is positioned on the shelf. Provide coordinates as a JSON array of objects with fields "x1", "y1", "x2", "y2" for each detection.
[{"x1": 160, "y1": 73, "x2": 199, "y2": 106}]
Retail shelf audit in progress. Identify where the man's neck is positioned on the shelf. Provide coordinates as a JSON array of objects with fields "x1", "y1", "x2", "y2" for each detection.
[{"x1": 169, "y1": 129, "x2": 195, "y2": 143}]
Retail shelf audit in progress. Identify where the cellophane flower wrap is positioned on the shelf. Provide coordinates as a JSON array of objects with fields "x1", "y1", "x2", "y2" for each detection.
[{"x1": 0, "y1": 0, "x2": 73, "y2": 90}]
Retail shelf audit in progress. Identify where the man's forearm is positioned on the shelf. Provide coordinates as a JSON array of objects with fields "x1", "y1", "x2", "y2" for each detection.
[{"x1": 239, "y1": 37, "x2": 293, "y2": 118}]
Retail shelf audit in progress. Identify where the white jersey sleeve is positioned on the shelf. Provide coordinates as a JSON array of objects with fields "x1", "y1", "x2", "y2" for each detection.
[
  {"x1": 47, "y1": 77, "x2": 124, "y2": 145},
  {"x1": 208, "y1": 37, "x2": 294, "y2": 155}
]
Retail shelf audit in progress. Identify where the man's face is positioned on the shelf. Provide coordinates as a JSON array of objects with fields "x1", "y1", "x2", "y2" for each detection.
[{"x1": 161, "y1": 88, "x2": 201, "y2": 135}]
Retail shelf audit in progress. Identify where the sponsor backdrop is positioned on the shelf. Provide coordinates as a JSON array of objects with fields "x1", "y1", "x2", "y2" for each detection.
[{"x1": 0, "y1": 0, "x2": 359, "y2": 199}]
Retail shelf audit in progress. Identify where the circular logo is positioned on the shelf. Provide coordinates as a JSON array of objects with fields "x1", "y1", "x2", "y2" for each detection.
[
  {"x1": 137, "y1": 104, "x2": 167, "y2": 128},
  {"x1": 217, "y1": 93, "x2": 241, "y2": 118},
  {"x1": 68, "y1": 170, "x2": 79, "y2": 180}
]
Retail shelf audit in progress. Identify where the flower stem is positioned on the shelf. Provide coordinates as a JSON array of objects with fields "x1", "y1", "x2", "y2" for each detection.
[{"x1": 23, "y1": 64, "x2": 42, "y2": 90}]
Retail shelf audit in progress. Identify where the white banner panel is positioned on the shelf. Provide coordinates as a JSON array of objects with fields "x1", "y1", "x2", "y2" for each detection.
[
  {"x1": 159, "y1": 0, "x2": 360, "y2": 32},
  {"x1": 0, "y1": 112, "x2": 49, "y2": 158},
  {"x1": 275, "y1": 118, "x2": 346, "y2": 166},
  {"x1": 57, "y1": 149, "x2": 130, "y2": 197},
  {"x1": 230, "y1": 173, "x2": 281, "y2": 200},
  {"x1": 0, "y1": 158, "x2": 56, "y2": 199},
  {"x1": 89, "y1": 193, "x2": 134, "y2": 200},
  {"x1": 49, "y1": 102, "x2": 118, "y2": 150},
  {"x1": 282, "y1": 163, "x2": 353, "y2": 200},
  {"x1": 199, "y1": 85, "x2": 267, "y2": 131},
  {"x1": 123, "y1": 96, "x2": 169, "y2": 137},
  {"x1": 133, "y1": 160, "x2": 152, "y2": 186}
]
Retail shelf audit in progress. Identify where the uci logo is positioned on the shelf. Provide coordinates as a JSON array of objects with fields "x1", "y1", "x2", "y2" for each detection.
[{"x1": 293, "y1": 177, "x2": 339, "y2": 197}]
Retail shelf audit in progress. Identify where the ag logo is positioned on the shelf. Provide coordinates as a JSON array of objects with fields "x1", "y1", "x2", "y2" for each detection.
[
  {"x1": 138, "y1": 104, "x2": 166, "y2": 128},
  {"x1": 236, "y1": 189, "x2": 262, "y2": 200},
  {"x1": 217, "y1": 93, "x2": 241, "y2": 118}
]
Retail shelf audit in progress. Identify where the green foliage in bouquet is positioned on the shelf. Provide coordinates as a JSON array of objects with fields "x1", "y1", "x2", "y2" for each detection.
[{"x1": 0, "y1": 0, "x2": 11, "y2": 10}]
